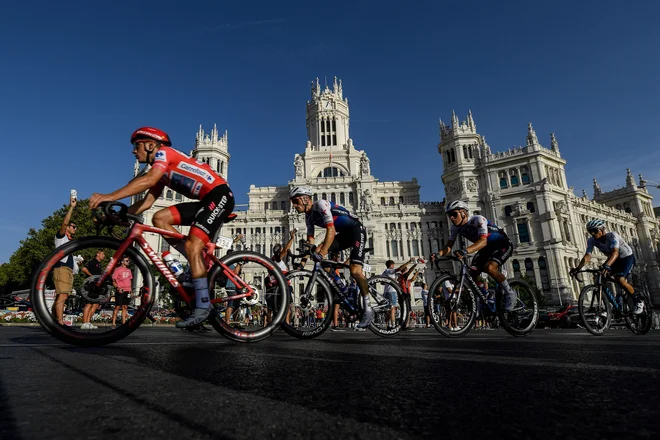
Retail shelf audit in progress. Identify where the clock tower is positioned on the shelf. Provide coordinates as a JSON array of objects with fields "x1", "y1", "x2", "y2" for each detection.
[{"x1": 306, "y1": 77, "x2": 350, "y2": 151}]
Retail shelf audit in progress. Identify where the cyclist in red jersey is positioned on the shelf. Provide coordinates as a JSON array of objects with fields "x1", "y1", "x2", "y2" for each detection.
[{"x1": 90, "y1": 127, "x2": 235, "y2": 327}]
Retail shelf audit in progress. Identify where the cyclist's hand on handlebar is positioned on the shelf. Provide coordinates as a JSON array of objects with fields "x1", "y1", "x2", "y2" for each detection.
[
  {"x1": 600, "y1": 264, "x2": 611, "y2": 277},
  {"x1": 454, "y1": 249, "x2": 468, "y2": 260},
  {"x1": 569, "y1": 268, "x2": 577, "y2": 278},
  {"x1": 311, "y1": 252, "x2": 324, "y2": 263},
  {"x1": 89, "y1": 193, "x2": 115, "y2": 210}
]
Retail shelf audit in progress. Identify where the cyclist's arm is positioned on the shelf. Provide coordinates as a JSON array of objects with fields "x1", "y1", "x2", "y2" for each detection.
[
  {"x1": 128, "y1": 190, "x2": 159, "y2": 215},
  {"x1": 90, "y1": 167, "x2": 164, "y2": 209},
  {"x1": 437, "y1": 239, "x2": 455, "y2": 257},
  {"x1": 466, "y1": 236, "x2": 487, "y2": 254},
  {"x1": 572, "y1": 253, "x2": 591, "y2": 273},
  {"x1": 81, "y1": 266, "x2": 93, "y2": 277},
  {"x1": 604, "y1": 248, "x2": 619, "y2": 268},
  {"x1": 316, "y1": 225, "x2": 336, "y2": 257}
]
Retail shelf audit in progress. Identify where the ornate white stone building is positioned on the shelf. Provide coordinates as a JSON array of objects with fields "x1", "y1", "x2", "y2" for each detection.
[
  {"x1": 439, "y1": 111, "x2": 660, "y2": 305},
  {"x1": 131, "y1": 80, "x2": 659, "y2": 307}
]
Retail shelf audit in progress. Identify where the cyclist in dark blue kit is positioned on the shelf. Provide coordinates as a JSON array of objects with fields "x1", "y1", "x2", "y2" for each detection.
[
  {"x1": 289, "y1": 186, "x2": 374, "y2": 329},
  {"x1": 431, "y1": 200, "x2": 518, "y2": 311}
]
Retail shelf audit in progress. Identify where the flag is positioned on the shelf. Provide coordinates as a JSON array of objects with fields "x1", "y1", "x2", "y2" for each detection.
[{"x1": 329, "y1": 152, "x2": 332, "y2": 164}]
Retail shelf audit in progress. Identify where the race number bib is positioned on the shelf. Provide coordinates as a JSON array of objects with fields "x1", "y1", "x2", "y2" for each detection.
[{"x1": 216, "y1": 235, "x2": 233, "y2": 250}]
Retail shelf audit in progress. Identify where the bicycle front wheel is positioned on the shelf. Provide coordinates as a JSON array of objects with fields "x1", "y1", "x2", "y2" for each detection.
[
  {"x1": 497, "y1": 279, "x2": 539, "y2": 337},
  {"x1": 367, "y1": 275, "x2": 407, "y2": 337},
  {"x1": 427, "y1": 274, "x2": 476, "y2": 338},
  {"x1": 207, "y1": 251, "x2": 288, "y2": 342},
  {"x1": 280, "y1": 270, "x2": 334, "y2": 339},
  {"x1": 578, "y1": 285, "x2": 612, "y2": 336},
  {"x1": 30, "y1": 237, "x2": 155, "y2": 346}
]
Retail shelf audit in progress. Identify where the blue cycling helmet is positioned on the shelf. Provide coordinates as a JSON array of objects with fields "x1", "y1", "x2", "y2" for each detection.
[{"x1": 586, "y1": 219, "x2": 605, "y2": 232}]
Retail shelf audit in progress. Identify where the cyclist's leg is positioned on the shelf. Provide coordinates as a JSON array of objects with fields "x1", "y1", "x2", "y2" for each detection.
[
  {"x1": 483, "y1": 240, "x2": 515, "y2": 310},
  {"x1": 178, "y1": 185, "x2": 235, "y2": 328},
  {"x1": 346, "y1": 225, "x2": 373, "y2": 328},
  {"x1": 152, "y1": 204, "x2": 198, "y2": 259},
  {"x1": 612, "y1": 256, "x2": 643, "y2": 313}
]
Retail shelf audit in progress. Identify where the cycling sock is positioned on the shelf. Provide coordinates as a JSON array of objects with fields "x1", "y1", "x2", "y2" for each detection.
[
  {"x1": 500, "y1": 280, "x2": 515, "y2": 294},
  {"x1": 193, "y1": 277, "x2": 210, "y2": 309},
  {"x1": 362, "y1": 294, "x2": 371, "y2": 309}
]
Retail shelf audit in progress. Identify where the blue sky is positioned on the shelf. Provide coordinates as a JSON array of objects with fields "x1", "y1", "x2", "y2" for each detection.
[{"x1": 1, "y1": 0, "x2": 659, "y2": 263}]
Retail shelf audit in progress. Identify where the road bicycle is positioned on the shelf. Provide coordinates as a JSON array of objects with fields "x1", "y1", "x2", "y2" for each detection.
[
  {"x1": 573, "y1": 269, "x2": 652, "y2": 336},
  {"x1": 281, "y1": 243, "x2": 409, "y2": 338},
  {"x1": 30, "y1": 202, "x2": 288, "y2": 346},
  {"x1": 427, "y1": 255, "x2": 539, "y2": 337}
]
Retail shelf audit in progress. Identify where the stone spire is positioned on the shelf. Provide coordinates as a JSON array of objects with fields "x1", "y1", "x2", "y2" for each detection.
[
  {"x1": 451, "y1": 110, "x2": 459, "y2": 129},
  {"x1": 626, "y1": 168, "x2": 636, "y2": 188},
  {"x1": 582, "y1": 189, "x2": 588, "y2": 198},
  {"x1": 526, "y1": 122, "x2": 539, "y2": 146},
  {"x1": 593, "y1": 178, "x2": 603, "y2": 198},
  {"x1": 211, "y1": 123, "x2": 218, "y2": 143},
  {"x1": 311, "y1": 77, "x2": 321, "y2": 99},
  {"x1": 481, "y1": 135, "x2": 491, "y2": 155},
  {"x1": 467, "y1": 110, "x2": 476, "y2": 131},
  {"x1": 550, "y1": 132, "x2": 559, "y2": 152}
]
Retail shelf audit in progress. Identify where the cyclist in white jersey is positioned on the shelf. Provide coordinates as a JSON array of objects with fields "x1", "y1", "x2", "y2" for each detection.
[
  {"x1": 431, "y1": 200, "x2": 518, "y2": 311},
  {"x1": 288, "y1": 185, "x2": 374, "y2": 329},
  {"x1": 570, "y1": 219, "x2": 643, "y2": 314}
]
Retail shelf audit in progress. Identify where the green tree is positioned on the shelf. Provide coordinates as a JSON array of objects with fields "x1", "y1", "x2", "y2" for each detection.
[{"x1": 0, "y1": 199, "x2": 114, "y2": 293}]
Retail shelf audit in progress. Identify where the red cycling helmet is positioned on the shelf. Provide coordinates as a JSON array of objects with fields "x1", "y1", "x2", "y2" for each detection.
[{"x1": 130, "y1": 127, "x2": 171, "y2": 146}]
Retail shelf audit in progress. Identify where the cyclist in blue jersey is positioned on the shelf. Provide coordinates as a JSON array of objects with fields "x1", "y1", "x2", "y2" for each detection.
[
  {"x1": 430, "y1": 200, "x2": 518, "y2": 311},
  {"x1": 570, "y1": 219, "x2": 644, "y2": 314},
  {"x1": 289, "y1": 186, "x2": 374, "y2": 329}
]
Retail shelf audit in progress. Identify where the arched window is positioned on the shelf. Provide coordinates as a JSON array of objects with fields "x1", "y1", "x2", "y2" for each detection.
[
  {"x1": 166, "y1": 190, "x2": 173, "y2": 200},
  {"x1": 526, "y1": 202, "x2": 535, "y2": 213},
  {"x1": 272, "y1": 201, "x2": 277, "y2": 210},
  {"x1": 450, "y1": 148, "x2": 456, "y2": 163},
  {"x1": 281, "y1": 201, "x2": 286, "y2": 211},
  {"x1": 399, "y1": 196, "x2": 404, "y2": 204},
  {"x1": 538, "y1": 257, "x2": 550, "y2": 291},
  {"x1": 317, "y1": 167, "x2": 345, "y2": 177},
  {"x1": 389, "y1": 196, "x2": 395, "y2": 205},
  {"x1": 525, "y1": 258, "x2": 536, "y2": 284},
  {"x1": 381, "y1": 197, "x2": 386, "y2": 205},
  {"x1": 340, "y1": 193, "x2": 345, "y2": 205},
  {"x1": 511, "y1": 174, "x2": 520, "y2": 186},
  {"x1": 504, "y1": 206, "x2": 512, "y2": 217},
  {"x1": 175, "y1": 193, "x2": 182, "y2": 201},
  {"x1": 264, "y1": 202, "x2": 269, "y2": 211},
  {"x1": 313, "y1": 193, "x2": 318, "y2": 201},
  {"x1": 348, "y1": 192, "x2": 354, "y2": 206},
  {"x1": 321, "y1": 193, "x2": 327, "y2": 200},
  {"x1": 330, "y1": 193, "x2": 336, "y2": 203},
  {"x1": 390, "y1": 240, "x2": 399, "y2": 258},
  {"x1": 517, "y1": 222, "x2": 531, "y2": 243},
  {"x1": 500, "y1": 176, "x2": 508, "y2": 189},
  {"x1": 521, "y1": 170, "x2": 530, "y2": 184},
  {"x1": 512, "y1": 259, "x2": 521, "y2": 278}
]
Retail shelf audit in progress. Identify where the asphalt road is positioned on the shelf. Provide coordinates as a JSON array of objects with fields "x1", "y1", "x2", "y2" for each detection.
[{"x1": 0, "y1": 325, "x2": 658, "y2": 440}]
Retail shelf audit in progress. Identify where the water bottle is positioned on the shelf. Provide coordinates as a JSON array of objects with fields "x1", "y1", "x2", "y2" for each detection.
[
  {"x1": 332, "y1": 272, "x2": 346, "y2": 292},
  {"x1": 477, "y1": 282, "x2": 489, "y2": 297},
  {"x1": 162, "y1": 251, "x2": 184, "y2": 278}
]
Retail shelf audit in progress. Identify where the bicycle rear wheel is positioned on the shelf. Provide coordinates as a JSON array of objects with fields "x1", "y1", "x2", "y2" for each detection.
[
  {"x1": 426, "y1": 274, "x2": 476, "y2": 338},
  {"x1": 624, "y1": 293, "x2": 652, "y2": 335},
  {"x1": 367, "y1": 275, "x2": 407, "y2": 337},
  {"x1": 30, "y1": 237, "x2": 155, "y2": 346},
  {"x1": 206, "y1": 251, "x2": 288, "y2": 342},
  {"x1": 578, "y1": 285, "x2": 612, "y2": 336},
  {"x1": 280, "y1": 270, "x2": 334, "y2": 339},
  {"x1": 496, "y1": 279, "x2": 539, "y2": 337}
]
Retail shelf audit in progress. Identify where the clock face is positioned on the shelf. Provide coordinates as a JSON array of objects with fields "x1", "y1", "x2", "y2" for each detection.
[{"x1": 324, "y1": 101, "x2": 331, "y2": 109}]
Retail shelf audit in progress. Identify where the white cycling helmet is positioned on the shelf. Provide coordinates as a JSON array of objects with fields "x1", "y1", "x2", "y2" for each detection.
[
  {"x1": 445, "y1": 200, "x2": 469, "y2": 213},
  {"x1": 289, "y1": 186, "x2": 313, "y2": 199},
  {"x1": 586, "y1": 219, "x2": 605, "y2": 232}
]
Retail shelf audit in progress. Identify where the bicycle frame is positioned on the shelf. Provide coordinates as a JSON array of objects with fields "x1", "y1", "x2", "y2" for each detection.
[
  {"x1": 306, "y1": 261, "x2": 361, "y2": 313},
  {"x1": 94, "y1": 222, "x2": 256, "y2": 307}
]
